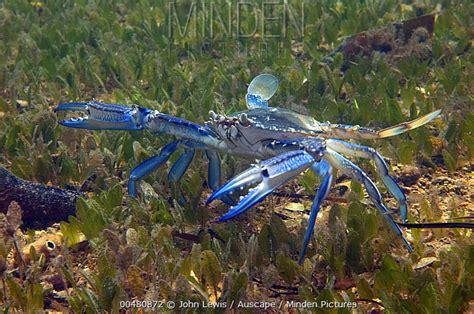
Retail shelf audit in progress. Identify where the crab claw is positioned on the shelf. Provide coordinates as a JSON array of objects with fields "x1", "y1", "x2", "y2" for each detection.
[
  {"x1": 207, "y1": 150, "x2": 317, "y2": 221},
  {"x1": 206, "y1": 165, "x2": 262, "y2": 205},
  {"x1": 55, "y1": 101, "x2": 150, "y2": 130}
]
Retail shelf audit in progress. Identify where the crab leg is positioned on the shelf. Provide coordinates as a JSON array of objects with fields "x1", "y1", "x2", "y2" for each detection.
[
  {"x1": 205, "y1": 151, "x2": 222, "y2": 191},
  {"x1": 167, "y1": 148, "x2": 236, "y2": 205},
  {"x1": 327, "y1": 139, "x2": 408, "y2": 222},
  {"x1": 205, "y1": 151, "x2": 235, "y2": 206},
  {"x1": 168, "y1": 148, "x2": 196, "y2": 183},
  {"x1": 324, "y1": 149, "x2": 413, "y2": 252},
  {"x1": 318, "y1": 110, "x2": 441, "y2": 140},
  {"x1": 246, "y1": 74, "x2": 279, "y2": 109},
  {"x1": 128, "y1": 141, "x2": 180, "y2": 197},
  {"x1": 298, "y1": 160, "x2": 333, "y2": 264},
  {"x1": 207, "y1": 149, "x2": 317, "y2": 221}
]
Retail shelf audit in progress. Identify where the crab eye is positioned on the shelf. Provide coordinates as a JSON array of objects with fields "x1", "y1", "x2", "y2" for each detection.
[
  {"x1": 46, "y1": 240, "x2": 56, "y2": 251},
  {"x1": 238, "y1": 113, "x2": 250, "y2": 126}
]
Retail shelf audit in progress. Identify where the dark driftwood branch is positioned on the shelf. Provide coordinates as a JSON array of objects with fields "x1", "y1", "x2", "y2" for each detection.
[
  {"x1": 322, "y1": 14, "x2": 435, "y2": 68},
  {"x1": 0, "y1": 168, "x2": 82, "y2": 229}
]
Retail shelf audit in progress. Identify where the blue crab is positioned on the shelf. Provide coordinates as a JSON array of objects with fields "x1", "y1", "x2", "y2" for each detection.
[{"x1": 55, "y1": 74, "x2": 440, "y2": 263}]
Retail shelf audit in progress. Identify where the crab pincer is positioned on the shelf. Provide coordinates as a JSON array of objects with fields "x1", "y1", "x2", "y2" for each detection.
[
  {"x1": 55, "y1": 101, "x2": 150, "y2": 130},
  {"x1": 207, "y1": 149, "x2": 317, "y2": 221}
]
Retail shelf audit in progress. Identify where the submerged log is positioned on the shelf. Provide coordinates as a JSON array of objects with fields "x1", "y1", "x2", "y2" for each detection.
[
  {"x1": 0, "y1": 168, "x2": 82, "y2": 229},
  {"x1": 322, "y1": 14, "x2": 435, "y2": 69}
]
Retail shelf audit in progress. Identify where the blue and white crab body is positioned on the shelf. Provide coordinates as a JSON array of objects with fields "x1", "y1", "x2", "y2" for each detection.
[{"x1": 55, "y1": 74, "x2": 441, "y2": 263}]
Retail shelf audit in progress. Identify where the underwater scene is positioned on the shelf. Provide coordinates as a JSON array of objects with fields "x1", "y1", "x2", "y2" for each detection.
[{"x1": 0, "y1": 0, "x2": 473, "y2": 312}]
